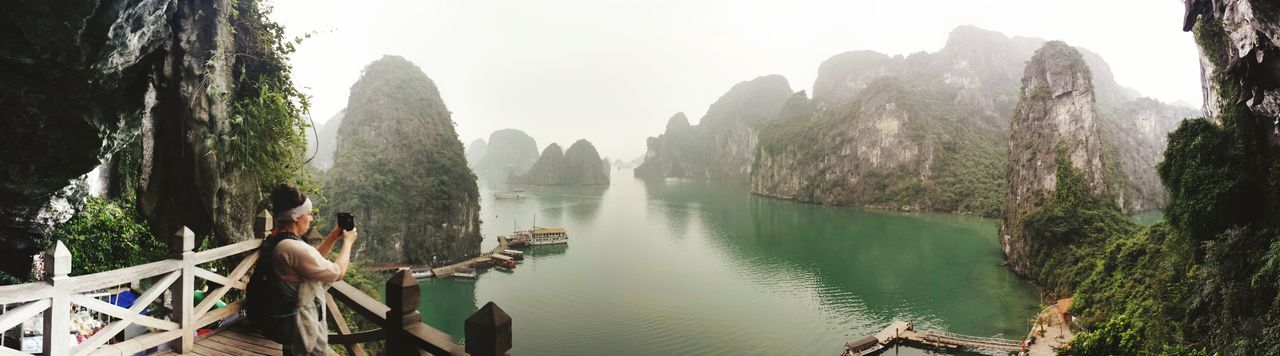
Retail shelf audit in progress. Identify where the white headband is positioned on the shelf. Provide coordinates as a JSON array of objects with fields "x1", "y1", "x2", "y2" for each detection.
[{"x1": 276, "y1": 197, "x2": 312, "y2": 222}]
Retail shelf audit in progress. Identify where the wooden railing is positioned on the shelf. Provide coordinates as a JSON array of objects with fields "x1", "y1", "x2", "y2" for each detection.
[{"x1": 0, "y1": 210, "x2": 511, "y2": 356}]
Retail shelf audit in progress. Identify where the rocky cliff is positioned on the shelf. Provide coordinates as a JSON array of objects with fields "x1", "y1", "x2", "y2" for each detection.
[
  {"x1": 474, "y1": 129, "x2": 539, "y2": 180},
  {"x1": 0, "y1": 0, "x2": 312, "y2": 276},
  {"x1": 752, "y1": 26, "x2": 1192, "y2": 216},
  {"x1": 1000, "y1": 41, "x2": 1109, "y2": 277},
  {"x1": 324, "y1": 55, "x2": 480, "y2": 265},
  {"x1": 306, "y1": 109, "x2": 345, "y2": 171},
  {"x1": 1185, "y1": 0, "x2": 1280, "y2": 125},
  {"x1": 634, "y1": 75, "x2": 793, "y2": 180},
  {"x1": 465, "y1": 139, "x2": 488, "y2": 169},
  {"x1": 514, "y1": 140, "x2": 610, "y2": 186},
  {"x1": 1102, "y1": 99, "x2": 1200, "y2": 212}
]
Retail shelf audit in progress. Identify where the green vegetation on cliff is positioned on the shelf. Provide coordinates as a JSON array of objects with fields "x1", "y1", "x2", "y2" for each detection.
[
  {"x1": 220, "y1": 0, "x2": 314, "y2": 196},
  {"x1": 1028, "y1": 16, "x2": 1280, "y2": 354},
  {"x1": 514, "y1": 140, "x2": 610, "y2": 186},
  {"x1": 756, "y1": 77, "x2": 1007, "y2": 216},
  {"x1": 323, "y1": 56, "x2": 480, "y2": 265},
  {"x1": 1019, "y1": 151, "x2": 1137, "y2": 295},
  {"x1": 35, "y1": 197, "x2": 168, "y2": 278}
]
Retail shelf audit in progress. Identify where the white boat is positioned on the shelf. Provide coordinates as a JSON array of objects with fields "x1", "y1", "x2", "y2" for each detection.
[
  {"x1": 500, "y1": 249, "x2": 525, "y2": 261},
  {"x1": 508, "y1": 227, "x2": 568, "y2": 246},
  {"x1": 494, "y1": 189, "x2": 524, "y2": 199},
  {"x1": 410, "y1": 268, "x2": 434, "y2": 279}
]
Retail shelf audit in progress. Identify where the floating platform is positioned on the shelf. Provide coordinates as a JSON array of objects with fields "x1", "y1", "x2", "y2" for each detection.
[{"x1": 843, "y1": 320, "x2": 1025, "y2": 355}]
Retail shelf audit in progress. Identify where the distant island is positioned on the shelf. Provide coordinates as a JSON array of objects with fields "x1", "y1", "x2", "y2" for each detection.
[{"x1": 512, "y1": 139, "x2": 610, "y2": 186}]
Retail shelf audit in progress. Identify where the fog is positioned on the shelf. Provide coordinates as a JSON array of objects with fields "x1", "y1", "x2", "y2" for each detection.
[{"x1": 269, "y1": 0, "x2": 1200, "y2": 161}]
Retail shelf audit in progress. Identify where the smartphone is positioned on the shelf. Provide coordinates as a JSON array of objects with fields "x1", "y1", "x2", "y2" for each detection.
[{"x1": 337, "y1": 213, "x2": 355, "y2": 231}]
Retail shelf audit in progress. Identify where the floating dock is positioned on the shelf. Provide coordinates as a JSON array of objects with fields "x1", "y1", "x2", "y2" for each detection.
[
  {"x1": 432, "y1": 236, "x2": 510, "y2": 278},
  {"x1": 843, "y1": 320, "x2": 1026, "y2": 355}
]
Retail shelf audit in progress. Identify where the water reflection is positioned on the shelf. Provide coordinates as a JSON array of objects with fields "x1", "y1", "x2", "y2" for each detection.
[
  {"x1": 422, "y1": 176, "x2": 1039, "y2": 355},
  {"x1": 655, "y1": 179, "x2": 1039, "y2": 338},
  {"x1": 520, "y1": 243, "x2": 569, "y2": 259},
  {"x1": 639, "y1": 179, "x2": 706, "y2": 240},
  {"x1": 506, "y1": 184, "x2": 608, "y2": 229}
]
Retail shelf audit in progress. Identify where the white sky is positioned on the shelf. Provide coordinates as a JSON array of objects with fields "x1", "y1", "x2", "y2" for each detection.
[{"x1": 269, "y1": 0, "x2": 1201, "y2": 161}]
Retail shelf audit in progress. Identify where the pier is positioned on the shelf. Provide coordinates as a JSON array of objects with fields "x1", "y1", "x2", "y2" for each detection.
[
  {"x1": 430, "y1": 236, "x2": 511, "y2": 278},
  {"x1": 843, "y1": 321, "x2": 1026, "y2": 355}
]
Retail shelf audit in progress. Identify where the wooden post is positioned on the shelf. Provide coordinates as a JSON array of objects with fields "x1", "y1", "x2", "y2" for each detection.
[
  {"x1": 465, "y1": 302, "x2": 512, "y2": 356},
  {"x1": 255, "y1": 210, "x2": 272, "y2": 239},
  {"x1": 168, "y1": 227, "x2": 195, "y2": 353},
  {"x1": 42, "y1": 241, "x2": 70, "y2": 356},
  {"x1": 385, "y1": 270, "x2": 422, "y2": 355}
]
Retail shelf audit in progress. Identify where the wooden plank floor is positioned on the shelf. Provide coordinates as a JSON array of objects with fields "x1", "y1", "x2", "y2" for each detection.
[{"x1": 154, "y1": 323, "x2": 336, "y2": 356}]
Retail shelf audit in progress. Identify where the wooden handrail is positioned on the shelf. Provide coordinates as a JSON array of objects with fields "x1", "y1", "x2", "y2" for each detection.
[
  {"x1": 1, "y1": 208, "x2": 513, "y2": 356},
  {"x1": 328, "y1": 281, "x2": 390, "y2": 323},
  {"x1": 62, "y1": 260, "x2": 182, "y2": 295},
  {"x1": 0, "y1": 282, "x2": 53, "y2": 305},
  {"x1": 192, "y1": 239, "x2": 262, "y2": 264}
]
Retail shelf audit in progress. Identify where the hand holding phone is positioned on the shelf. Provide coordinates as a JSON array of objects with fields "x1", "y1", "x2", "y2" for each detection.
[{"x1": 337, "y1": 213, "x2": 355, "y2": 231}]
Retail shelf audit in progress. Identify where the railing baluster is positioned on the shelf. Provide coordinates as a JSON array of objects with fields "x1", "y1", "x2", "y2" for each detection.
[
  {"x1": 255, "y1": 210, "x2": 272, "y2": 240},
  {"x1": 168, "y1": 227, "x2": 195, "y2": 353},
  {"x1": 384, "y1": 270, "x2": 421, "y2": 355},
  {"x1": 42, "y1": 241, "x2": 70, "y2": 356},
  {"x1": 465, "y1": 302, "x2": 512, "y2": 356}
]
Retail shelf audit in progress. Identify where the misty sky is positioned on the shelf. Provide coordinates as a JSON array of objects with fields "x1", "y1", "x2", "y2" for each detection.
[{"x1": 270, "y1": 0, "x2": 1201, "y2": 161}]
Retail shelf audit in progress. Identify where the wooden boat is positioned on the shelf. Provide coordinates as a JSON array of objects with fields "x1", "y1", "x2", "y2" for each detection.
[{"x1": 491, "y1": 254, "x2": 516, "y2": 270}]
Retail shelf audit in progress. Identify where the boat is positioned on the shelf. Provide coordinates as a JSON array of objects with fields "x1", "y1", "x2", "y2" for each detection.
[
  {"x1": 507, "y1": 227, "x2": 568, "y2": 246},
  {"x1": 491, "y1": 254, "x2": 517, "y2": 270},
  {"x1": 410, "y1": 268, "x2": 434, "y2": 279},
  {"x1": 504, "y1": 214, "x2": 569, "y2": 247},
  {"x1": 453, "y1": 267, "x2": 477, "y2": 279},
  {"x1": 494, "y1": 189, "x2": 525, "y2": 199},
  {"x1": 500, "y1": 249, "x2": 525, "y2": 261}
]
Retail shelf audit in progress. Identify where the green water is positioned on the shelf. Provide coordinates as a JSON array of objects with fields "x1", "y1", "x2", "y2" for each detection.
[{"x1": 417, "y1": 176, "x2": 1041, "y2": 355}]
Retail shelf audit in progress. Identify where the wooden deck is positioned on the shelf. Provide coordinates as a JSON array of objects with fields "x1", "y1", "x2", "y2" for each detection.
[
  {"x1": 432, "y1": 236, "x2": 510, "y2": 278},
  {"x1": 155, "y1": 323, "x2": 282, "y2": 356},
  {"x1": 155, "y1": 322, "x2": 345, "y2": 356}
]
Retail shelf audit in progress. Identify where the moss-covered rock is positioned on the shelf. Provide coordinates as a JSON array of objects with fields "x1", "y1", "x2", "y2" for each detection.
[{"x1": 324, "y1": 55, "x2": 480, "y2": 265}]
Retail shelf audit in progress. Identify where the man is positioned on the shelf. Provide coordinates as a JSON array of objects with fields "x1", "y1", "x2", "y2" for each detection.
[{"x1": 265, "y1": 185, "x2": 358, "y2": 355}]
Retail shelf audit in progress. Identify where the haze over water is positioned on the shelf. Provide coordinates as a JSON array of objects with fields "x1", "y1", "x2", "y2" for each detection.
[{"x1": 418, "y1": 173, "x2": 1041, "y2": 355}]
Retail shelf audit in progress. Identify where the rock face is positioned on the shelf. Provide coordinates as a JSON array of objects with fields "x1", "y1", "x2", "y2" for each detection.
[
  {"x1": 306, "y1": 109, "x2": 345, "y2": 171},
  {"x1": 514, "y1": 140, "x2": 610, "y2": 186},
  {"x1": 754, "y1": 27, "x2": 1038, "y2": 215},
  {"x1": 465, "y1": 139, "x2": 488, "y2": 169},
  {"x1": 634, "y1": 75, "x2": 793, "y2": 180},
  {"x1": 752, "y1": 26, "x2": 1192, "y2": 216},
  {"x1": 1103, "y1": 99, "x2": 1200, "y2": 212},
  {"x1": 0, "y1": 0, "x2": 307, "y2": 275},
  {"x1": 1185, "y1": 0, "x2": 1280, "y2": 129},
  {"x1": 1000, "y1": 41, "x2": 1109, "y2": 277},
  {"x1": 325, "y1": 56, "x2": 480, "y2": 265},
  {"x1": 1, "y1": 1, "x2": 170, "y2": 268},
  {"x1": 634, "y1": 113, "x2": 704, "y2": 178},
  {"x1": 474, "y1": 129, "x2": 539, "y2": 180}
]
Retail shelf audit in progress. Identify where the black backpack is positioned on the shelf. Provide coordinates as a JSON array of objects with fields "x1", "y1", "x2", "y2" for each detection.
[{"x1": 245, "y1": 232, "x2": 301, "y2": 344}]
